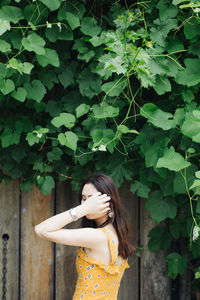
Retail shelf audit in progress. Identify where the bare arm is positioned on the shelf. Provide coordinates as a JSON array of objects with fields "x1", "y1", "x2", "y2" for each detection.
[
  {"x1": 34, "y1": 192, "x2": 110, "y2": 249},
  {"x1": 34, "y1": 203, "x2": 87, "y2": 234}
]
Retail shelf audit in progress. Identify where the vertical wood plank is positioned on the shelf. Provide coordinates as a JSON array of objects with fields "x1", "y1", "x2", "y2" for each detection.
[
  {"x1": 196, "y1": 291, "x2": 200, "y2": 300},
  {"x1": 20, "y1": 185, "x2": 54, "y2": 300},
  {"x1": 179, "y1": 238, "x2": 192, "y2": 300},
  {"x1": 179, "y1": 269, "x2": 192, "y2": 300},
  {"x1": 0, "y1": 180, "x2": 20, "y2": 300},
  {"x1": 55, "y1": 181, "x2": 80, "y2": 300},
  {"x1": 140, "y1": 197, "x2": 170, "y2": 300},
  {"x1": 118, "y1": 181, "x2": 139, "y2": 300}
]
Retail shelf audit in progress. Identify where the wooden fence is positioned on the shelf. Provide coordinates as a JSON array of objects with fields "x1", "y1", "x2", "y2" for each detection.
[{"x1": 0, "y1": 180, "x2": 198, "y2": 300}]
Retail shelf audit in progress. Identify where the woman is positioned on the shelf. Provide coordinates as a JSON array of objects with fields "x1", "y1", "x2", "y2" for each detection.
[{"x1": 35, "y1": 173, "x2": 135, "y2": 299}]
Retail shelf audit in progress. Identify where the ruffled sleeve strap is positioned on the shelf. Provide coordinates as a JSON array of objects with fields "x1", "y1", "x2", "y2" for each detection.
[
  {"x1": 99, "y1": 227, "x2": 118, "y2": 265},
  {"x1": 99, "y1": 227, "x2": 130, "y2": 272},
  {"x1": 76, "y1": 247, "x2": 121, "y2": 274},
  {"x1": 76, "y1": 227, "x2": 130, "y2": 274}
]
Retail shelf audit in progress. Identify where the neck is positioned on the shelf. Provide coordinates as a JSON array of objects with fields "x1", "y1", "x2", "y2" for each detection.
[{"x1": 95, "y1": 216, "x2": 110, "y2": 227}]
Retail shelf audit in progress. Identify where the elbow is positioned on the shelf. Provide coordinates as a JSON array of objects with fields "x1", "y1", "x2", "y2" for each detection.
[{"x1": 34, "y1": 225, "x2": 44, "y2": 238}]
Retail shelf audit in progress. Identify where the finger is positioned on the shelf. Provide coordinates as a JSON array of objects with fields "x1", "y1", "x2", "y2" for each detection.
[
  {"x1": 102, "y1": 207, "x2": 111, "y2": 213},
  {"x1": 98, "y1": 193, "x2": 107, "y2": 199},
  {"x1": 102, "y1": 196, "x2": 111, "y2": 202},
  {"x1": 93, "y1": 192, "x2": 102, "y2": 197},
  {"x1": 99, "y1": 194, "x2": 110, "y2": 200}
]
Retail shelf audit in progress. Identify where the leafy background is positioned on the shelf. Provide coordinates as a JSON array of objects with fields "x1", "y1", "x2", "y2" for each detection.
[{"x1": 0, "y1": 0, "x2": 200, "y2": 289}]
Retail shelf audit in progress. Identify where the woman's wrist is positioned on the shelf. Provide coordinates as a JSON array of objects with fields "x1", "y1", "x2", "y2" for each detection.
[{"x1": 74, "y1": 203, "x2": 88, "y2": 219}]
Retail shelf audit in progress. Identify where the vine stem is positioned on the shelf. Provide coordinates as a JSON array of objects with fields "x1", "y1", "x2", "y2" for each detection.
[
  {"x1": 180, "y1": 166, "x2": 198, "y2": 228},
  {"x1": 56, "y1": 171, "x2": 73, "y2": 180}
]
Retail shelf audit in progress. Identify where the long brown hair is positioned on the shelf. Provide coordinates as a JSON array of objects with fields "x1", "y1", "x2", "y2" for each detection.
[{"x1": 78, "y1": 173, "x2": 135, "y2": 259}]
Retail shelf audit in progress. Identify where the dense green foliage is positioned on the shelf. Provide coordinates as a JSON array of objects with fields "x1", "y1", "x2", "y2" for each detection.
[{"x1": 0, "y1": 0, "x2": 200, "y2": 288}]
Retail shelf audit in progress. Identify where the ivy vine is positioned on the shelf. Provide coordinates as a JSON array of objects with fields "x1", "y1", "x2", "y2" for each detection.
[{"x1": 1, "y1": 0, "x2": 200, "y2": 288}]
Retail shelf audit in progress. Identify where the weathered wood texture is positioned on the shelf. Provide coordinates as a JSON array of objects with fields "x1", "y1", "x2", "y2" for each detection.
[
  {"x1": 0, "y1": 180, "x2": 199, "y2": 300},
  {"x1": 118, "y1": 181, "x2": 139, "y2": 300},
  {"x1": 55, "y1": 181, "x2": 80, "y2": 300},
  {"x1": 140, "y1": 197, "x2": 170, "y2": 300},
  {"x1": 179, "y1": 238, "x2": 192, "y2": 300},
  {"x1": 0, "y1": 180, "x2": 20, "y2": 300},
  {"x1": 20, "y1": 185, "x2": 54, "y2": 300}
]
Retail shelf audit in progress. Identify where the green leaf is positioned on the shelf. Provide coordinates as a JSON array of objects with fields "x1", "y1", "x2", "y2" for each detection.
[
  {"x1": 153, "y1": 76, "x2": 171, "y2": 95},
  {"x1": 156, "y1": 1, "x2": 178, "y2": 20},
  {"x1": 148, "y1": 226, "x2": 165, "y2": 251},
  {"x1": 38, "y1": 127, "x2": 49, "y2": 134},
  {"x1": 181, "y1": 111, "x2": 200, "y2": 143},
  {"x1": 12, "y1": 87, "x2": 27, "y2": 102},
  {"x1": 76, "y1": 104, "x2": 90, "y2": 118},
  {"x1": 189, "y1": 180, "x2": 200, "y2": 190},
  {"x1": 22, "y1": 62, "x2": 34, "y2": 74},
  {"x1": 39, "y1": 0, "x2": 62, "y2": 11},
  {"x1": 65, "y1": 12, "x2": 80, "y2": 30},
  {"x1": 181, "y1": 90, "x2": 194, "y2": 104},
  {"x1": 0, "y1": 79, "x2": 15, "y2": 95},
  {"x1": 51, "y1": 113, "x2": 76, "y2": 129},
  {"x1": 89, "y1": 36, "x2": 104, "y2": 47},
  {"x1": 130, "y1": 181, "x2": 150, "y2": 198},
  {"x1": 172, "y1": 0, "x2": 187, "y2": 4},
  {"x1": 184, "y1": 22, "x2": 200, "y2": 40},
  {"x1": 91, "y1": 128, "x2": 116, "y2": 153},
  {"x1": 24, "y1": 80, "x2": 46, "y2": 102},
  {"x1": 20, "y1": 179, "x2": 33, "y2": 192},
  {"x1": 0, "y1": 6, "x2": 23, "y2": 24},
  {"x1": 101, "y1": 79, "x2": 127, "y2": 97},
  {"x1": 140, "y1": 103, "x2": 175, "y2": 130},
  {"x1": 92, "y1": 104, "x2": 119, "y2": 118},
  {"x1": 169, "y1": 219, "x2": 181, "y2": 240},
  {"x1": 156, "y1": 146, "x2": 191, "y2": 171},
  {"x1": 47, "y1": 147, "x2": 63, "y2": 161},
  {"x1": 174, "y1": 108, "x2": 185, "y2": 126},
  {"x1": 8, "y1": 58, "x2": 24, "y2": 74},
  {"x1": 37, "y1": 48, "x2": 60, "y2": 67},
  {"x1": 40, "y1": 176, "x2": 55, "y2": 195},
  {"x1": 80, "y1": 17, "x2": 101, "y2": 37},
  {"x1": 117, "y1": 125, "x2": 129, "y2": 134},
  {"x1": 102, "y1": 128, "x2": 115, "y2": 142},
  {"x1": 0, "y1": 39, "x2": 11, "y2": 52},
  {"x1": 173, "y1": 164, "x2": 195, "y2": 194},
  {"x1": 91, "y1": 129, "x2": 103, "y2": 144},
  {"x1": 78, "y1": 69, "x2": 102, "y2": 98},
  {"x1": 58, "y1": 131, "x2": 78, "y2": 151},
  {"x1": 22, "y1": 33, "x2": 45, "y2": 55},
  {"x1": 26, "y1": 132, "x2": 40, "y2": 146},
  {"x1": 0, "y1": 19, "x2": 10, "y2": 36},
  {"x1": 135, "y1": 125, "x2": 170, "y2": 168},
  {"x1": 109, "y1": 161, "x2": 135, "y2": 187},
  {"x1": 8, "y1": 58, "x2": 34, "y2": 75},
  {"x1": 165, "y1": 252, "x2": 187, "y2": 279},
  {"x1": 150, "y1": 18, "x2": 177, "y2": 46},
  {"x1": 98, "y1": 53, "x2": 127, "y2": 75},
  {"x1": 0, "y1": 128, "x2": 20, "y2": 148},
  {"x1": 146, "y1": 191, "x2": 177, "y2": 223},
  {"x1": 176, "y1": 59, "x2": 200, "y2": 87},
  {"x1": 8, "y1": 57, "x2": 23, "y2": 73},
  {"x1": 58, "y1": 67, "x2": 75, "y2": 88}
]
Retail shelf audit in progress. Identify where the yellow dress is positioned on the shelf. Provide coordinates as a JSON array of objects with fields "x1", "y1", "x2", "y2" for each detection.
[{"x1": 73, "y1": 227, "x2": 130, "y2": 299}]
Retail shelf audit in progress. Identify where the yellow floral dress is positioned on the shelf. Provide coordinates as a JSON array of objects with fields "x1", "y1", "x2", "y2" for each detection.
[{"x1": 73, "y1": 227, "x2": 130, "y2": 299}]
